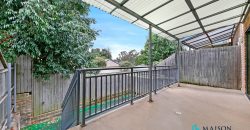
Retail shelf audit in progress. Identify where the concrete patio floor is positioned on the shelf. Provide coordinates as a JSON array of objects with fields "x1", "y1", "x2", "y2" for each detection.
[{"x1": 70, "y1": 84, "x2": 250, "y2": 130}]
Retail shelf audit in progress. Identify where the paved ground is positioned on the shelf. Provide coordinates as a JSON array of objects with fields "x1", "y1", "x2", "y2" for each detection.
[{"x1": 70, "y1": 84, "x2": 250, "y2": 130}]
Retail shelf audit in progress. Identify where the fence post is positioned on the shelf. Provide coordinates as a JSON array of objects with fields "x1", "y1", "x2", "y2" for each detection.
[
  {"x1": 154, "y1": 66, "x2": 157, "y2": 94},
  {"x1": 81, "y1": 70, "x2": 86, "y2": 127},
  {"x1": 76, "y1": 70, "x2": 80, "y2": 125},
  {"x1": 14, "y1": 63, "x2": 16, "y2": 113},
  {"x1": 130, "y1": 68, "x2": 134, "y2": 105},
  {"x1": 7, "y1": 63, "x2": 11, "y2": 128}
]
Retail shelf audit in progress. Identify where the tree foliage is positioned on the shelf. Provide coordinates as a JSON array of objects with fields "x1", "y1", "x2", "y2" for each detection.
[
  {"x1": 0, "y1": 0, "x2": 97, "y2": 78},
  {"x1": 135, "y1": 34, "x2": 177, "y2": 65},
  {"x1": 119, "y1": 61, "x2": 133, "y2": 68},
  {"x1": 92, "y1": 56, "x2": 106, "y2": 68},
  {"x1": 116, "y1": 50, "x2": 139, "y2": 66},
  {"x1": 91, "y1": 48, "x2": 112, "y2": 59}
]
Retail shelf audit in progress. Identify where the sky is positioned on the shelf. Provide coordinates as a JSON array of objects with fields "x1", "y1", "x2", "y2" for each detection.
[{"x1": 89, "y1": 7, "x2": 148, "y2": 59}]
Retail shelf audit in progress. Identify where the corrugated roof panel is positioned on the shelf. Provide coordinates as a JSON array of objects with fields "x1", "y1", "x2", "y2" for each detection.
[
  {"x1": 204, "y1": 18, "x2": 239, "y2": 31},
  {"x1": 210, "y1": 30, "x2": 232, "y2": 39},
  {"x1": 133, "y1": 20, "x2": 148, "y2": 29},
  {"x1": 158, "y1": 33, "x2": 176, "y2": 41},
  {"x1": 201, "y1": 8, "x2": 243, "y2": 25},
  {"x1": 207, "y1": 25, "x2": 234, "y2": 36},
  {"x1": 114, "y1": 0, "x2": 124, "y2": 3},
  {"x1": 112, "y1": 9, "x2": 137, "y2": 22},
  {"x1": 159, "y1": 12, "x2": 196, "y2": 31},
  {"x1": 190, "y1": 38, "x2": 209, "y2": 45},
  {"x1": 191, "y1": 0, "x2": 216, "y2": 8},
  {"x1": 83, "y1": 0, "x2": 115, "y2": 13},
  {"x1": 176, "y1": 28, "x2": 203, "y2": 39},
  {"x1": 196, "y1": 0, "x2": 247, "y2": 18},
  {"x1": 145, "y1": 0, "x2": 190, "y2": 24},
  {"x1": 124, "y1": 0, "x2": 171, "y2": 16},
  {"x1": 152, "y1": 27, "x2": 162, "y2": 34},
  {"x1": 185, "y1": 34, "x2": 207, "y2": 43},
  {"x1": 170, "y1": 22, "x2": 200, "y2": 35}
]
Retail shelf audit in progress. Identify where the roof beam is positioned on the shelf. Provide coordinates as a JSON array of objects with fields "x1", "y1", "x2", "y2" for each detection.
[
  {"x1": 184, "y1": 0, "x2": 213, "y2": 47},
  {"x1": 157, "y1": 0, "x2": 219, "y2": 26},
  {"x1": 110, "y1": 0, "x2": 130, "y2": 14},
  {"x1": 132, "y1": 0, "x2": 174, "y2": 24},
  {"x1": 167, "y1": 2, "x2": 248, "y2": 32},
  {"x1": 105, "y1": 0, "x2": 179, "y2": 40}
]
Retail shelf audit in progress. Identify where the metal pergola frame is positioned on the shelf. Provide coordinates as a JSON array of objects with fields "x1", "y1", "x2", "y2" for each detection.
[{"x1": 103, "y1": 0, "x2": 249, "y2": 49}]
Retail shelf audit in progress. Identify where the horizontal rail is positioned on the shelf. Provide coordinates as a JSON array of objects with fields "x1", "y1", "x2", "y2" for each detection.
[{"x1": 77, "y1": 65, "x2": 176, "y2": 71}]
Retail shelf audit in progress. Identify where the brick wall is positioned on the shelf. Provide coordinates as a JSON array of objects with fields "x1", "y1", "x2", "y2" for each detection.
[
  {"x1": 244, "y1": 11, "x2": 250, "y2": 94},
  {"x1": 233, "y1": 10, "x2": 250, "y2": 94}
]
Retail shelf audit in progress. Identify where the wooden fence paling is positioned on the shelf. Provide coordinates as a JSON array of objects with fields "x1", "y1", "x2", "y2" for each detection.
[
  {"x1": 32, "y1": 74, "x2": 72, "y2": 116},
  {"x1": 16, "y1": 55, "x2": 32, "y2": 93},
  {"x1": 179, "y1": 46, "x2": 241, "y2": 89},
  {"x1": 15, "y1": 55, "x2": 72, "y2": 117}
]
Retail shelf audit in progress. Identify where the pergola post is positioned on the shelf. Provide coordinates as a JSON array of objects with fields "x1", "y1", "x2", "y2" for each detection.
[
  {"x1": 148, "y1": 24, "x2": 153, "y2": 102},
  {"x1": 177, "y1": 40, "x2": 181, "y2": 87}
]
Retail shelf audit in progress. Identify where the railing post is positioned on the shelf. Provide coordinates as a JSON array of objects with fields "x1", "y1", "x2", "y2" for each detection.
[
  {"x1": 154, "y1": 66, "x2": 157, "y2": 94},
  {"x1": 130, "y1": 68, "x2": 134, "y2": 105},
  {"x1": 81, "y1": 70, "x2": 86, "y2": 127},
  {"x1": 76, "y1": 70, "x2": 80, "y2": 125},
  {"x1": 7, "y1": 63, "x2": 11, "y2": 128},
  {"x1": 14, "y1": 63, "x2": 17, "y2": 113},
  {"x1": 148, "y1": 24, "x2": 153, "y2": 102}
]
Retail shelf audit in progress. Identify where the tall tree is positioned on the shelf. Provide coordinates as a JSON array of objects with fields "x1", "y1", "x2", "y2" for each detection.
[
  {"x1": 116, "y1": 49, "x2": 139, "y2": 65},
  {"x1": 91, "y1": 48, "x2": 112, "y2": 59},
  {"x1": 0, "y1": 0, "x2": 97, "y2": 78},
  {"x1": 135, "y1": 34, "x2": 177, "y2": 65}
]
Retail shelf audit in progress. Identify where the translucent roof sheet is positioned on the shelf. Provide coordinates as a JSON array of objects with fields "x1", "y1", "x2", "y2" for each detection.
[{"x1": 83, "y1": 0, "x2": 249, "y2": 48}]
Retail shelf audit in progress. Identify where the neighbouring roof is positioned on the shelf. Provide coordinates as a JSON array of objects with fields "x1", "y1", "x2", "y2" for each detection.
[
  {"x1": 99, "y1": 59, "x2": 120, "y2": 74},
  {"x1": 83, "y1": 0, "x2": 250, "y2": 49}
]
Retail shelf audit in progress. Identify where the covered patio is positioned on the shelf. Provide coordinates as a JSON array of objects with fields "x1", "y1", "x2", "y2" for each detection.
[
  {"x1": 70, "y1": 84, "x2": 250, "y2": 130},
  {"x1": 61, "y1": 0, "x2": 250, "y2": 129}
]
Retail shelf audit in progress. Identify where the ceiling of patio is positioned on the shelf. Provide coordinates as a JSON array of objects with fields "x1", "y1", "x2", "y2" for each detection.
[{"x1": 83, "y1": 0, "x2": 250, "y2": 49}]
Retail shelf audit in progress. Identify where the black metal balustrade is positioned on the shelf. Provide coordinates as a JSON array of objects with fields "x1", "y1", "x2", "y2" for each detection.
[{"x1": 61, "y1": 66, "x2": 177, "y2": 130}]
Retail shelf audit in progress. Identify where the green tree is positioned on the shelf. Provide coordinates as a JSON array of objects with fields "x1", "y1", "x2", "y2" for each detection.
[
  {"x1": 92, "y1": 56, "x2": 106, "y2": 68},
  {"x1": 91, "y1": 48, "x2": 112, "y2": 59},
  {"x1": 116, "y1": 50, "x2": 139, "y2": 65},
  {"x1": 0, "y1": 0, "x2": 97, "y2": 78},
  {"x1": 120, "y1": 60, "x2": 133, "y2": 68},
  {"x1": 135, "y1": 34, "x2": 177, "y2": 65}
]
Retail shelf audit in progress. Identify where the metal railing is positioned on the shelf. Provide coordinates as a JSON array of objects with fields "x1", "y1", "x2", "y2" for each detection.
[
  {"x1": 0, "y1": 63, "x2": 16, "y2": 129},
  {"x1": 61, "y1": 66, "x2": 177, "y2": 130}
]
